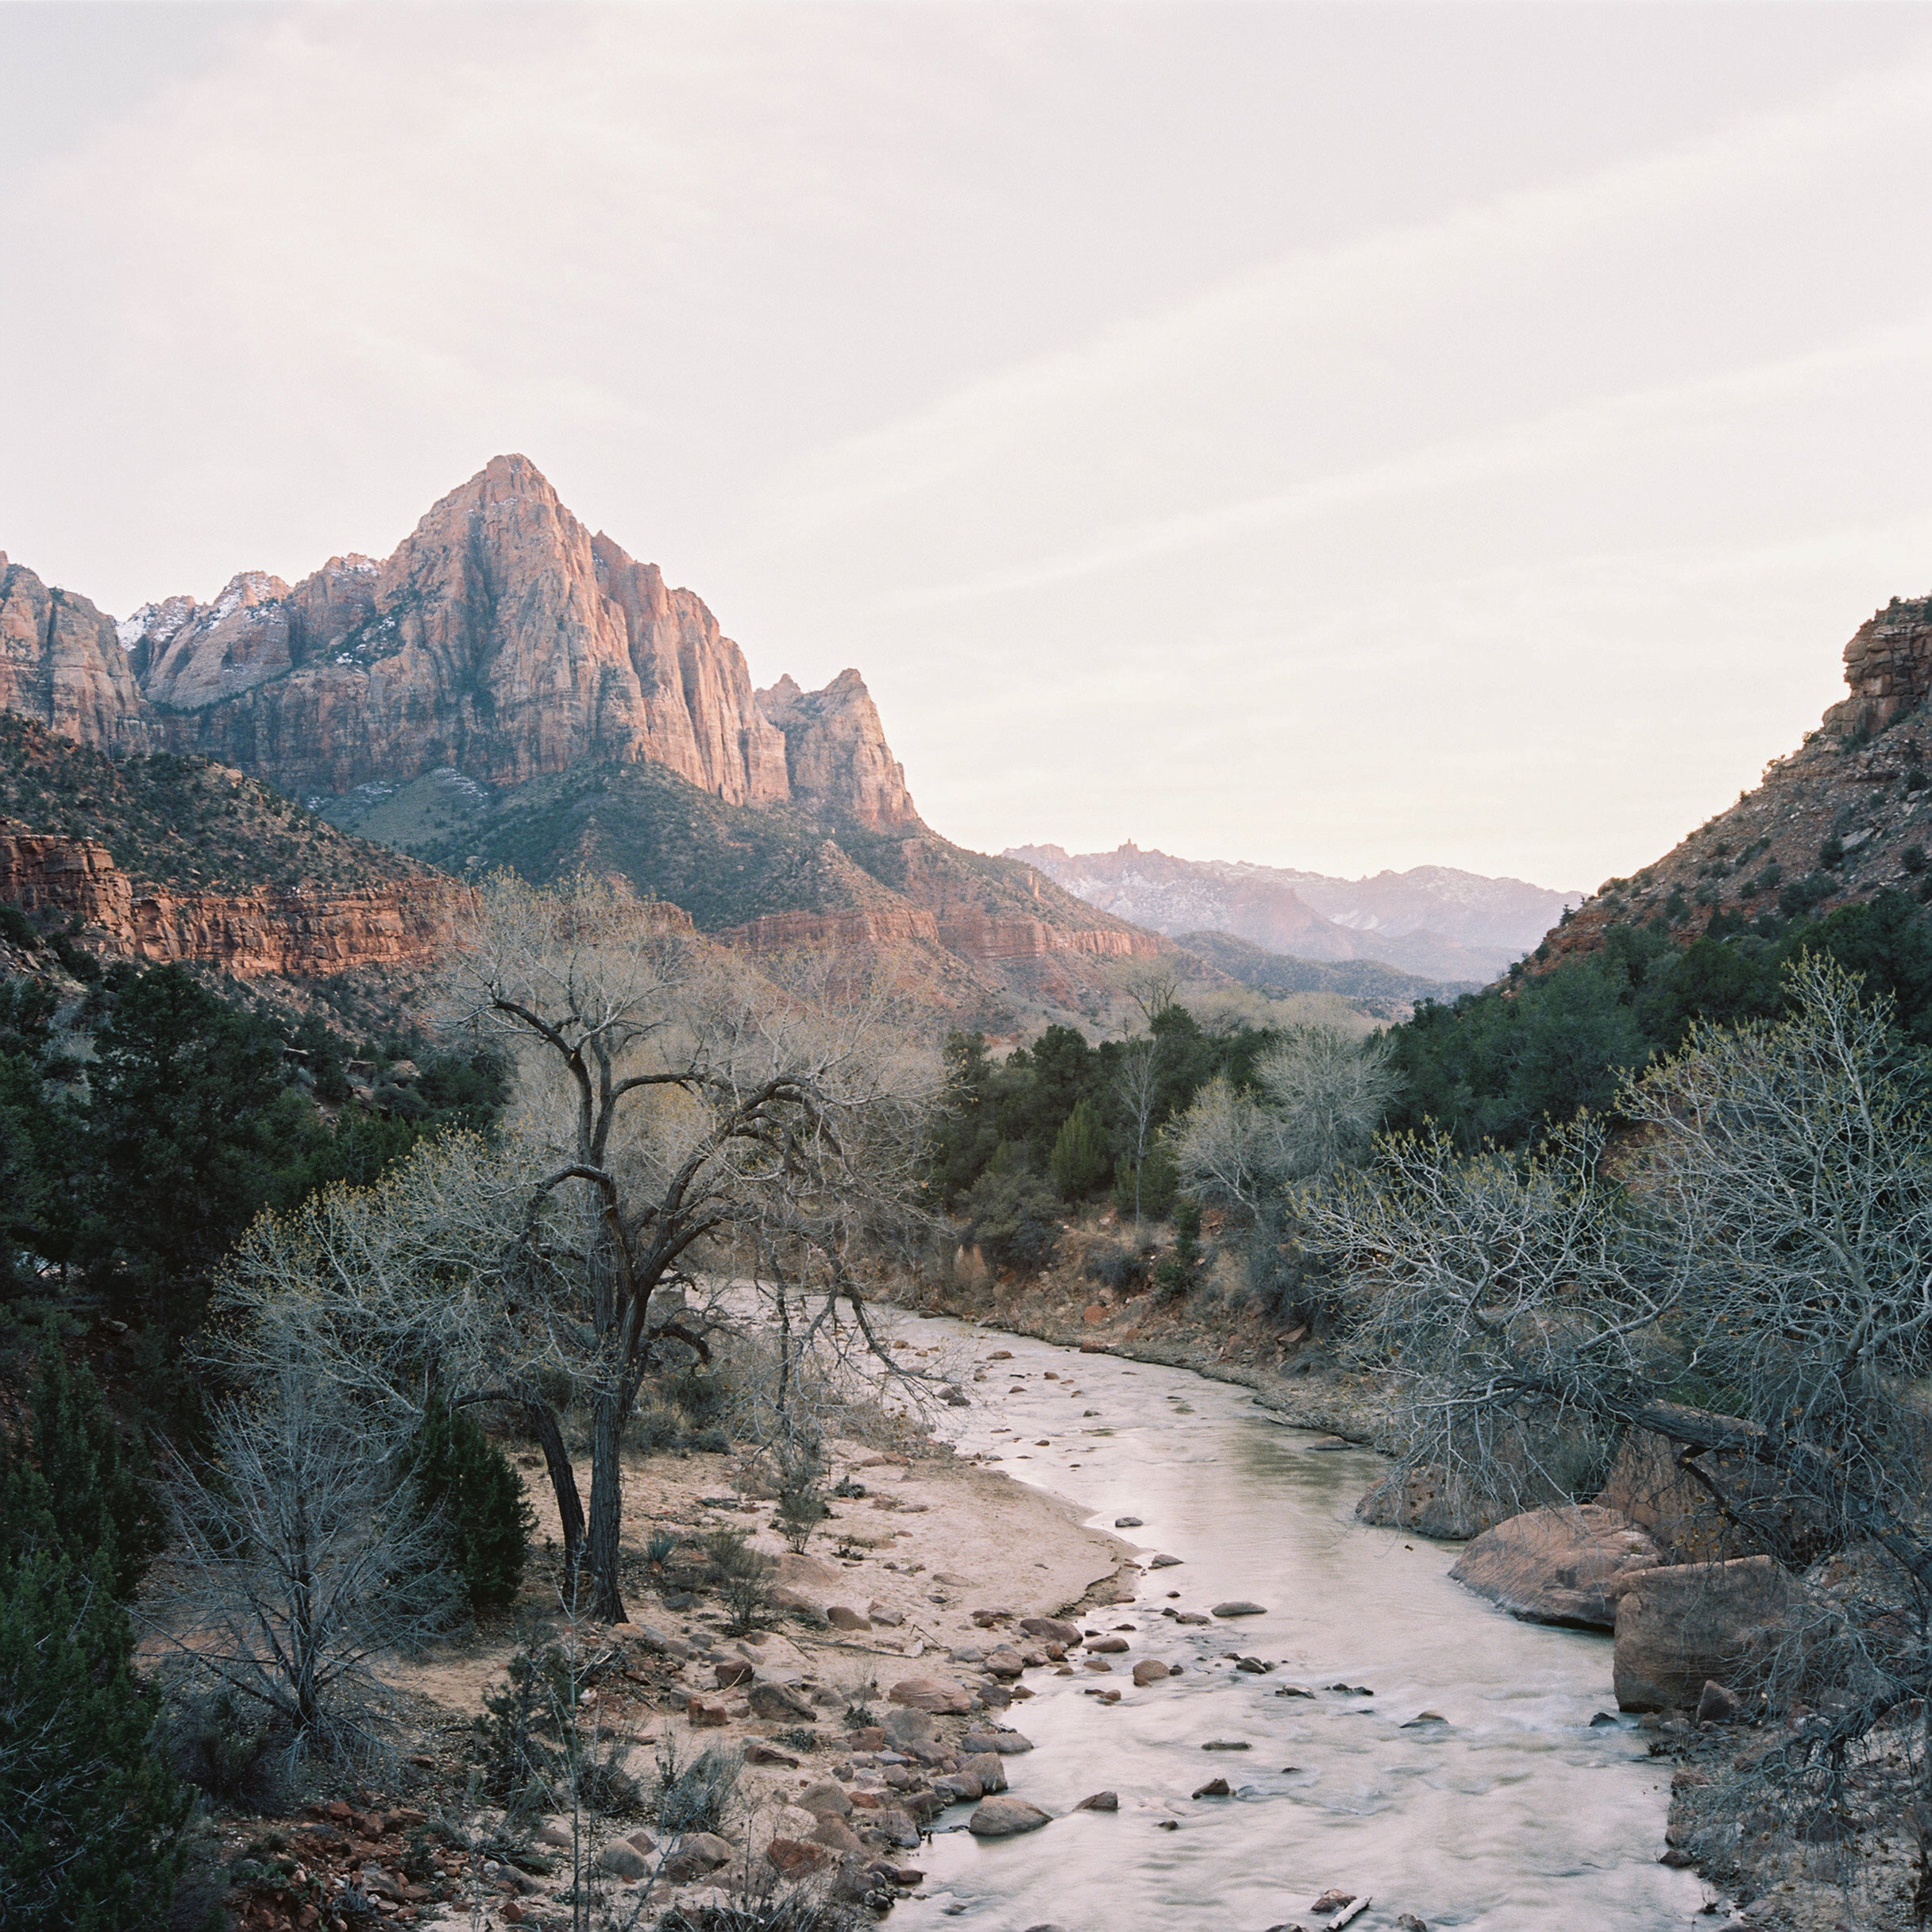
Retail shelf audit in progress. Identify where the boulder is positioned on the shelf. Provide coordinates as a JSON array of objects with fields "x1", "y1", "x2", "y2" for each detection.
[
  {"x1": 1448, "y1": 1506, "x2": 1661, "y2": 1630},
  {"x1": 1613, "y1": 1556, "x2": 1799, "y2": 1711},
  {"x1": 864, "y1": 1808, "x2": 921, "y2": 1849},
  {"x1": 982, "y1": 1645, "x2": 1028, "y2": 1678},
  {"x1": 1132, "y1": 1660, "x2": 1170, "y2": 1687},
  {"x1": 826, "y1": 1605, "x2": 870, "y2": 1631},
  {"x1": 1696, "y1": 1679, "x2": 1741, "y2": 1726},
  {"x1": 1074, "y1": 1790, "x2": 1119, "y2": 1811},
  {"x1": 796, "y1": 1781, "x2": 853, "y2": 1820},
  {"x1": 596, "y1": 1841, "x2": 650, "y2": 1880},
  {"x1": 962, "y1": 1728, "x2": 1033, "y2": 1755},
  {"x1": 961, "y1": 1752, "x2": 1007, "y2": 1794},
  {"x1": 933, "y1": 1770, "x2": 984, "y2": 1804},
  {"x1": 748, "y1": 1680, "x2": 816, "y2": 1722},
  {"x1": 1355, "y1": 1463, "x2": 1511, "y2": 1540},
  {"x1": 1211, "y1": 1601, "x2": 1267, "y2": 1618},
  {"x1": 765, "y1": 1838, "x2": 831, "y2": 1876},
  {"x1": 868, "y1": 1603, "x2": 906, "y2": 1627},
  {"x1": 714, "y1": 1657, "x2": 755, "y2": 1687},
  {"x1": 810, "y1": 1815, "x2": 866, "y2": 1856},
  {"x1": 889, "y1": 1675, "x2": 974, "y2": 1715},
  {"x1": 968, "y1": 1797, "x2": 1051, "y2": 1838}
]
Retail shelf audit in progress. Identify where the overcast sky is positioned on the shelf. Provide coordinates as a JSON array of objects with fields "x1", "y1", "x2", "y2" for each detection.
[{"x1": 4, "y1": 3, "x2": 1930, "y2": 893}]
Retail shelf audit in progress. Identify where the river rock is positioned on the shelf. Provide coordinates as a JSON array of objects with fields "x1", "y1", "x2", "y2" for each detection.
[
  {"x1": 962, "y1": 1751, "x2": 1008, "y2": 1793},
  {"x1": 1448, "y1": 1505, "x2": 1662, "y2": 1630},
  {"x1": 962, "y1": 1728, "x2": 1033, "y2": 1754},
  {"x1": 1115, "y1": 1516, "x2": 1143, "y2": 1527},
  {"x1": 882, "y1": 1706, "x2": 937, "y2": 1745},
  {"x1": 1193, "y1": 1776, "x2": 1232, "y2": 1798},
  {"x1": 1613, "y1": 1556, "x2": 1799, "y2": 1711},
  {"x1": 810, "y1": 1815, "x2": 866, "y2": 1856},
  {"x1": 1020, "y1": 1616, "x2": 1082, "y2": 1645},
  {"x1": 826, "y1": 1604, "x2": 870, "y2": 1630},
  {"x1": 933, "y1": 1770, "x2": 984, "y2": 1803},
  {"x1": 1132, "y1": 1660, "x2": 1170, "y2": 1686},
  {"x1": 1087, "y1": 1636, "x2": 1128, "y2": 1653},
  {"x1": 1075, "y1": 1790, "x2": 1119, "y2": 1811},
  {"x1": 1211, "y1": 1601, "x2": 1267, "y2": 1618},
  {"x1": 983, "y1": 1645, "x2": 1027, "y2": 1678},
  {"x1": 764, "y1": 1838, "x2": 831, "y2": 1876},
  {"x1": 889, "y1": 1675, "x2": 974, "y2": 1714},
  {"x1": 796, "y1": 1781, "x2": 852, "y2": 1820},
  {"x1": 1355, "y1": 1463, "x2": 1507, "y2": 1541},
  {"x1": 1148, "y1": 1554, "x2": 1182, "y2": 1568},
  {"x1": 661, "y1": 1832, "x2": 733, "y2": 1882},
  {"x1": 968, "y1": 1797, "x2": 1051, "y2": 1838},
  {"x1": 865, "y1": 1807, "x2": 922, "y2": 1849}
]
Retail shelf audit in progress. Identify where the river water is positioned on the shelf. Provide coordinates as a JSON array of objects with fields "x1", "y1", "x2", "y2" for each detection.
[{"x1": 877, "y1": 1308, "x2": 1706, "y2": 1932}]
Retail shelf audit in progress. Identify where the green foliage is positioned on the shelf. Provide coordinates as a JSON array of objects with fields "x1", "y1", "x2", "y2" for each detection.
[
  {"x1": 473, "y1": 1631, "x2": 575, "y2": 1817},
  {"x1": 1154, "y1": 1198, "x2": 1202, "y2": 1299},
  {"x1": 0, "y1": 1347, "x2": 164, "y2": 1602},
  {"x1": 1386, "y1": 888, "x2": 1932, "y2": 1149},
  {"x1": 962, "y1": 1164, "x2": 1062, "y2": 1274},
  {"x1": 653, "y1": 1736, "x2": 743, "y2": 1838},
  {"x1": 702, "y1": 1527, "x2": 778, "y2": 1632},
  {"x1": 1112, "y1": 1143, "x2": 1178, "y2": 1221},
  {"x1": 0, "y1": 1552, "x2": 192, "y2": 1930},
  {"x1": 407, "y1": 1397, "x2": 534, "y2": 1614},
  {"x1": 1047, "y1": 1097, "x2": 1113, "y2": 1201}
]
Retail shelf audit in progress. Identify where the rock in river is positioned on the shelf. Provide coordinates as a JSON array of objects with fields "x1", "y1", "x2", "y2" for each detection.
[
  {"x1": 969, "y1": 1797, "x2": 1051, "y2": 1838},
  {"x1": 1211, "y1": 1601, "x2": 1267, "y2": 1618},
  {"x1": 1448, "y1": 1505, "x2": 1661, "y2": 1630}
]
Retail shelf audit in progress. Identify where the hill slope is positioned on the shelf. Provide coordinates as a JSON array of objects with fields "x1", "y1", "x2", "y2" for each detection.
[{"x1": 1171, "y1": 928, "x2": 1480, "y2": 1016}]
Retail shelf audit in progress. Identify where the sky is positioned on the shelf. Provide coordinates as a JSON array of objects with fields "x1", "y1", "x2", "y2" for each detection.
[{"x1": 3, "y1": 3, "x2": 1930, "y2": 894}]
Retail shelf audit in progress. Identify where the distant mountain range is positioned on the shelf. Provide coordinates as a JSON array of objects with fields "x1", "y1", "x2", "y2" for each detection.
[{"x1": 1008, "y1": 842, "x2": 1583, "y2": 984}]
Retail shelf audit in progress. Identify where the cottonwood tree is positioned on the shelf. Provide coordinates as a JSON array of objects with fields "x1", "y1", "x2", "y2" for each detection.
[
  {"x1": 1301, "y1": 955, "x2": 1932, "y2": 1858},
  {"x1": 219, "y1": 875, "x2": 936, "y2": 1624}
]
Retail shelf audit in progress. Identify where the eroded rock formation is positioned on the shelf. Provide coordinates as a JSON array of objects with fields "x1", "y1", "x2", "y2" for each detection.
[{"x1": 0, "y1": 556, "x2": 155, "y2": 755}]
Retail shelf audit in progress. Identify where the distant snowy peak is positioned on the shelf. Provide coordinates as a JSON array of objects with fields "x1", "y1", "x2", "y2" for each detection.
[{"x1": 1006, "y1": 840, "x2": 1583, "y2": 985}]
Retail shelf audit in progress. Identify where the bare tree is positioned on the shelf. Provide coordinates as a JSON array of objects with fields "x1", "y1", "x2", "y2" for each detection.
[
  {"x1": 1110, "y1": 1035, "x2": 1164, "y2": 1228},
  {"x1": 1301, "y1": 955, "x2": 1932, "y2": 1858},
  {"x1": 150, "y1": 1363, "x2": 457, "y2": 1768}
]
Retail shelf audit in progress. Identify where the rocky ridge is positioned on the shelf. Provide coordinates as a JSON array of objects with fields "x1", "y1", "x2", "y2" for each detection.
[{"x1": 1541, "y1": 592, "x2": 1932, "y2": 969}]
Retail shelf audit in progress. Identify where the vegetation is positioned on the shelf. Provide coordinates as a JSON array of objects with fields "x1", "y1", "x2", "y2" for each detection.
[{"x1": 407, "y1": 1394, "x2": 535, "y2": 1614}]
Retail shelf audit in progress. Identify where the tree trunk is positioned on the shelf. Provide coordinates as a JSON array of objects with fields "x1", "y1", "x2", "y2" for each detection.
[
  {"x1": 522, "y1": 1399, "x2": 587, "y2": 1589},
  {"x1": 585, "y1": 1386, "x2": 628, "y2": 1623}
]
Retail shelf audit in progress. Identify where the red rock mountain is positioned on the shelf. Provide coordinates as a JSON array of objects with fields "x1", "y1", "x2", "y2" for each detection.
[
  {"x1": 0, "y1": 458, "x2": 1157, "y2": 1024},
  {"x1": 1542, "y1": 592, "x2": 1932, "y2": 965}
]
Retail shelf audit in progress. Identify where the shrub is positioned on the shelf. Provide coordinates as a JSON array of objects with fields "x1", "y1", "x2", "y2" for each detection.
[
  {"x1": 158, "y1": 1683, "x2": 287, "y2": 1811},
  {"x1": 1904, "y1": 845, "x2": 1926, "y2": 874},
  {"x1": 407, "y1": 1397, "x2": 534, "y2": 1613},
  {"x1": 0, "y1": 902, "x2": 38, "y2": 950},
  {"x1": 1818, "y1": 835, "x2": 1845, "y2": 870},
  {"x1": 962, "y1": 1167, "x2": 1060, "y2": 1274},
  {"x1": 653, "y1": 1737, "x2": 743, "y2": 1838},
  {"x1": 0, "y1": 1552, "x2": 192, "y2": 1930},
  {"x1": 1082, "y1": 1241, "x2": 1146, "y2": 1294},
  {"x1": 773, "y1": 1448, "x2": 828, "y2": 1556},
  {"x1": 474, "y1": 1633, "x2": 574, "y2": 1817},
  {"x1": 703, "y1": 1527, "x2": 778, "y2": 1631}
]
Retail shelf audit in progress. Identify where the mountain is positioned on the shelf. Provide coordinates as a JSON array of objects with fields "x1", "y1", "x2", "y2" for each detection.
[
  {"x1": 1542, "y1": 592, "x2": 1932, "y2": 967},
  {"x1": 0, "y1": 457, "x2": 1163, "y2": 1028},
  {"x1": 1009, "y1": 842, "x2": 1576, "y2": 982},
  {"x1": 1170, "y1": 928, "x2": 1481, "y2": 1016}
]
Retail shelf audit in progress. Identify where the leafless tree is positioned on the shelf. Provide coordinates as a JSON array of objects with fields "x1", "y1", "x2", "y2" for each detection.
[
  {"x1": 148, "y1": 1363, "x2": 457, "y2": 1768},
  {"x1": 1301, "y1": 954, "x2": 1932, "y2": 1861},
  {"x1": 1110, "y1": 1035, "x2": 1164, "y2": 1228}
]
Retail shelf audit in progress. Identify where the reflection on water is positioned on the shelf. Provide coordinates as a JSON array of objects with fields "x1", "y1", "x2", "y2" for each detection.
[{"x1": 884, "y1": 1310, "x2": 1705, "y2": 1932}]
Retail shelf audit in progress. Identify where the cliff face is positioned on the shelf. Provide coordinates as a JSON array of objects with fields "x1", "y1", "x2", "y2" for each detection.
[
  {"x1": 1540, "y1": 592, "x2": 1932, "y2": 967},
  {"x1": 0, "y1": 824, "x2": 454, "y2": 978},
  {"x1": 0, "y1": 557, "x2": 156, "y2": 755},
  {"x1": 755, "y1": 669, "x2": 917, "y2": 830}
]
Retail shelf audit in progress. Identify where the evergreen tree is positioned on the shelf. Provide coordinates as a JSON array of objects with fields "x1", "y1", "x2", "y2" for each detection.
[
  {"x1": 410, "y1": 1396, "x2": 534, "y2": 1613},
  {"x1": 1047, "y1": 1097, "x2": 1113, "y2": 1201},
  {"x1": 0, "y1": 1347, "x2": 163, "y2": 1601},
  {"x1": 0, "y1": 1552, "x2": 191, "y2": 1930}
]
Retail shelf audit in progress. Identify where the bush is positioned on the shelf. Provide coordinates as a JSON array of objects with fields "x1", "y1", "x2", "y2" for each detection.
[
  {"x1": 159, "y1": 1683, "x2": 287, "y2": 1811},
  {"x1": 407, "y1": 1397, "x2": 534, "y2": 1614},
  {"x1": 1112, "y1": 1144, "x2": 1178, "y2": 1221},
  {"x1": 653, "y1": 1737, "x2": 743, "y2": 1838},
  {"x1": 703, "y1": 1528, "x2": 777, "y2": 1632},
  {"x1": 0, "y1": 1552, "x2": 192, "y2": 1930},
  {"x1": 474, "y1": 1625, "x2": 639, "y2": 1821},
  {"x1": 1082, "y1": 1242, "x2": 1146, "y2": 1294},
  {"x1": 962, "y1": 1167, "x2": 1060, "y2": 1274}
]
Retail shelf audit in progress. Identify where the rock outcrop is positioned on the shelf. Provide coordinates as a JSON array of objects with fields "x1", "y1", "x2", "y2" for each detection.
[
  {"x1": 1448, "y1": 1505, "x2": 1661, "y2": 1630},
  {"x1": 0, "y1": 824, "x2": 454, "y2": 978},
  {"x1": 755, "y1": 669, "x2": 917, "y2": 830},
  {"x1": 0, "y1": 557, "x2": 155, "y2": 755}
]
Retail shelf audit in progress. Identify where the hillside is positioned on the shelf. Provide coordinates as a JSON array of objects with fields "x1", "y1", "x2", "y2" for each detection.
[
  {"x1": 1171, "y1": 927, "x2": 1480, "y2": 1016},
  {"x1": 1011, "y1": 840, "x2": 1569, "y2": 982},
  {"x1": 1542, "y1": 592, "x2": 1932, "y2": 967}
]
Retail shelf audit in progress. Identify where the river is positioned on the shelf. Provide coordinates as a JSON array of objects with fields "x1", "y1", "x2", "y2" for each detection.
[{"x1": 877, "y1": 1306, "x2": 1707, "y2": 1932}]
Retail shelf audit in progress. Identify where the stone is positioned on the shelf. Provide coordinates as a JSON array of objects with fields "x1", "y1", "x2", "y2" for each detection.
[
  {"x1": 1211, "y1": 1601, "x2": 1267, "y2": 1618},
  {"x1": 661, "y1": 1831, "x2": 734, "y2": 1882},
  {"x1": 932, "y1": 1770, "x2": 984, "y2": 1803},
  {"x1": 1201, "y1": 1740, "x2": 1251, "y2": 1751},
  {"x1": 1234, "y1": 1656, "x2": 1274, "y2": 1674},
  {"x1": 1448, "y1": 1505, "x2": 1662, "y2": 1630},
  {"x1": 810, "y1": 1815, "x2": 866, "y2": 1856},
  {"x1": 765, "y1": 1838, "x2": 831, "y2": 1876},
  {"x1": 714, "y1": 1657, "x2": 755, "y2": 1687},
  {"x1": 1311, "y1": 1892, "x2": 1357, "y2": 1915},
  {"x1": 796, "y1": 1781, "x2": 852, "y2": 1820},
  {"x1": 1019, "y1": 1616, "x2": 1082, "y2": 1646},
  {"x1": 747, "y1": 1680, "x2": 816, "y2": 1722},
  {"x1": 1114, "y1": 1516, "x2": 1143, "y2": 1528},
  {"x1": 1275, "y1": 1684, "x2": 1316, "y2": 1699},
  {"x1": 685, "y1": 1696, "x2": 728, "y2": 1727},
  {"x1": 1074, "y1": 1790, "x2": 1119, "y2": 1811},
  {"x1": 967, "y1": 1797, "x2": 1051, "y2": 1838},
  {"x1": 889, "y1": 1675, "x2": 974, "y2": 1715},
  {"x1": 1613, "y1": 1557, "x2": 1799, "y2": 1712},
  {"x1": 1696, "y1": 1679, "x2": 1741, "y2": 1726},
  {"x1": 1396, "y1": 1918, "x2": 1429, "y2": 1932},
  {"x1": 1148, "y1": 1554, "x2": 1182, "y2": 1568},
  {"x1": 864, "y1": 1807, "x2": 921, "y2": 1849},
  {"x1": 962, "y1": 1751, "x2": 1008, "y2": 1794},
  {"x1": 1132, "y1": 1660, "x2": 1170, "y2": 1686},
  {"x1": 1086, "y1": 1637, "x2": 1128, "y2": 1654},
  {"x1": 867, "y1": 1603, "x2": 906, "y2": 1627},
  {"x1": 746, "y1": 1742, "x2": 800, "y2": 1766},
  {"x1": 881, "y1": 1706, "x2": 937, "y2": 1746},
  {"x1": 826, "y1": 1605, "x2": 870, "y2": 1631},
  {"x1": 1193, "y1": 1777, "x2": 1232, "y2": 1798},
  {"x1": 595, "y1": 1841, "x2": 650, "y2": 1880},
  {"x1": 961, "y1": 1728, "x2": 1033, "y2": 1755}
]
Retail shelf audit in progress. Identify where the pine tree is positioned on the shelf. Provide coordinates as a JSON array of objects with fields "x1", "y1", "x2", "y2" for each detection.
[
  {"x1": 1048, "y1": 1097, "x2": 1113, "y2": 1201},
  {"x1": 410, "y1": 1397, "x2": 535, "y2": 1613},
  {"x1": 0, "y1": 1347, "x2": 164, "y2": 1601},
  {"x1": 0, "y1": 1552, "x2": 191, "y2": 1930}
]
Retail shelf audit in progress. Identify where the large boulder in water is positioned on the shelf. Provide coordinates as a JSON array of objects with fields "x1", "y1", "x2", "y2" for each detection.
[
  {"x1": 1448, "y1": 1505, "x2": 1661, "y2": 1630},
  {"x1": 1355, "y1": 1463, "x2": 1508, "y2": 1540},
  {"x1": 1613, "y1": 1556, "x2": 1799, "y2": 1711}
]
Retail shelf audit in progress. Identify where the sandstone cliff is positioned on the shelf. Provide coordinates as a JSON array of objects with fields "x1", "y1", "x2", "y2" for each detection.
[
  {"x1": 1540, "y1": 592, "x2": 1932, "y2": 966},
  {"x1": 0, "y1": 555, "x2": 156, "y2": 755}
]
